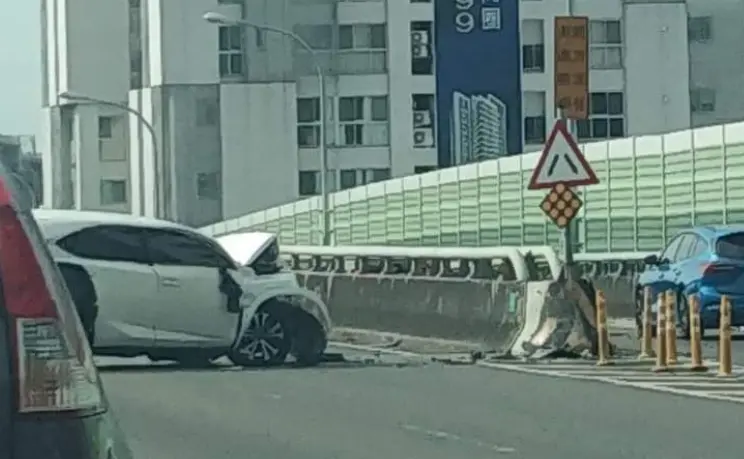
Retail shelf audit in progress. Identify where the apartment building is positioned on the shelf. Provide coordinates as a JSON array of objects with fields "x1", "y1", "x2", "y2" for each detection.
[{"x1": 38, "y1": 0, "x2": 744, "y2": 226}]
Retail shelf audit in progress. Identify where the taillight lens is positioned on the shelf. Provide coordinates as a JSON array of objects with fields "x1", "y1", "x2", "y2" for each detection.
[
  {"x1": 0, "y1": 196, "x2": 102, "y2": 413},
  {"x1": 701, "y1": 263, "x2": 739, "y2": 282}
]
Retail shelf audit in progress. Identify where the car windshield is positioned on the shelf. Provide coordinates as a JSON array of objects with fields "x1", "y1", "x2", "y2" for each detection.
[{"x1": 716, "y1": 232, "x2": 744, "y2": 259}]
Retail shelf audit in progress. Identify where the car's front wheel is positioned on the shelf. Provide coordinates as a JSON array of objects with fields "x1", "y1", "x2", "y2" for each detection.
[{"x1": 229, "y1": 303, "x2": 291, "y2": 367}]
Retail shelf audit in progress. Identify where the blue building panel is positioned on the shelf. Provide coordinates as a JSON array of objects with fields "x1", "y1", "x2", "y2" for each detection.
[{"x1": 434, "y1": 0, "x2": 523, "y2": 167}]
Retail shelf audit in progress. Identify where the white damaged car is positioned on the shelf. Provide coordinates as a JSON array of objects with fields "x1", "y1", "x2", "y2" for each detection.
[{"x1": 33, "y1": 209, "x2": 331, "y2": 367}]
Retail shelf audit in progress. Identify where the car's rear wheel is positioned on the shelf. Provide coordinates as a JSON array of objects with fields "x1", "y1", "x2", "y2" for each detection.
[
  {"x1": 229, "y1": 303, "x2": 291, "y2": 367},
  {"x1": 676, "y1": 293, "x2": 705, "y2": 340}
]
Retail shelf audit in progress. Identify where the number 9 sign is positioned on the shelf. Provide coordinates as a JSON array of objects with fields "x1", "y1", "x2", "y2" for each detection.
[{"x1": 455, "y1": 12, "x2": 475, "y2": 33}]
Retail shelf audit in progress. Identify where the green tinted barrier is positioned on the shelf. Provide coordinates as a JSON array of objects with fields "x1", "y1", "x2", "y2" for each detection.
[{"x1": 202, "y1": 122, "x2": 744, "y2": 252}]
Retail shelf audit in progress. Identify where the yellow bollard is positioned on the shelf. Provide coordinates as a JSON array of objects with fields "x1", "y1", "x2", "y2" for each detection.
[
  {"x1": 665, "y1": 290, "x2": 678, "y2": 366},
  {"x1": 596, "y1": 289, "x2": 613, "y2": 366},
  {"x1": 652, "y1": 292, "x2": 669, "y2": 373},
  {"x1": 638, "y1": 286, "x2": 655, "y2": 359},
  {"x1": 688, "y1": 295, "x2": 707, "y2": 372},
  {"x1": 718, "y1": 296, "x2": 733, "y2": 377}
]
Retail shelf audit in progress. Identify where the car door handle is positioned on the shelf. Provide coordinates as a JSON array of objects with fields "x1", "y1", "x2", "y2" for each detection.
[{"x1": 160, "y1": 277, "x2": 180, "y2": 287}]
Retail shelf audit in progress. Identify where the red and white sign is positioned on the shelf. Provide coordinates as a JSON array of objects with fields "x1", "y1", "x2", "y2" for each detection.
[{"x1": 527, "y1": 120, "x2": 599, "y2": 190}]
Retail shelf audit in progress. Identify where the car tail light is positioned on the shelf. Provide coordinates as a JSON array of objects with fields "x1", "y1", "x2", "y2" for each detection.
[
  {"x1": 0, "y1": 185, "x2": 102, "y2": 414},
  {"x1": 701, "y1": 263, "x2": 739, "y2": 282}
]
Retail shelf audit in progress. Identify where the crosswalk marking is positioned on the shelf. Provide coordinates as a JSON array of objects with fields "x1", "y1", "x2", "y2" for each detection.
[{"x1": 479, "y1": 357, "x2": 744, "y2": 403}]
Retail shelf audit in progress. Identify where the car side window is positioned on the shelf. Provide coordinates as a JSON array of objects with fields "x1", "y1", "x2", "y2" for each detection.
[
  {"x1": 688, "y1": 236, "x2": 708, "y2": 258},
  {"x1": 660, "y1": 236, "x2": 682, "y2": 263},
  {"x1": 144, "y1": 229, "x2": 234, "y2": 269},
  {"x1": 672, "y1": 234, "x2": 696, "y2": 262},
  {"x1": 57, "y1": 225, "x2": 149, "y2": 263}
]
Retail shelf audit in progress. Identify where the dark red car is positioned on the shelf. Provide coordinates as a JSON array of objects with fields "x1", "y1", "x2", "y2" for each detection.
[{"x1": 0, "y1": 164, "x2": 133, "y2": 459}]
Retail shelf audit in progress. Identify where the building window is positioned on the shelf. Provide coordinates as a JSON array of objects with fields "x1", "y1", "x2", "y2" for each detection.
[
  {"x1": 366, "y1": 168, "x2": 390, "y2": 183},
  {"x1": 340, "y1": 169, "x2": 357, "y2": 189},
  {"x1": 414, "y1": 166, "x2": 437, "y2": 174},
  {"x1": 523, "y1": 90, "x2": 546, "y2": 145},
  {"x1": 688, "y1": 17, "x2": 712, "y2": 42},
  {"x1": 298, "y1": 171, "x2": 319, "y2": 196},
  {"x1": 297, "y1": 97, "x2": 321, "y2": 148},
  {"x1": 218, "y1": 26, "x2": 244, "y2": 78},
  {"x1": 98, "y1": 116, "x2": 113, "y2": 139},
  {"x1": 128, "y1": 0, "x2": 143, "y2": 90},
  {"x1": 576, "y1": 92, "x2": 625, "y2": 140},
  {"x1": 522, "y1": 44, "x2": 544, "y2": 73},
  {"x1": 411, "y1": 22, "x2": 433, "y2": 75},
  {"x1": 589, "y1": 20, "x2": 622, "y2": 69},
  {"x1": 338, "y1": 96, "x2": 389, "y2": 146},
  {"x1": 690, "y1": 88, "x2": 716, "y2": 112},
  {"x1": 339, "y1": 168, "x2": 390, "y2": 190},
  {"x1": 196, "y1": 172, "x2": 221, "y2": 200},
  {"x1": 339, "y1": 24, "x2": 387, "y2": 50},
  {"x1": 100, "y1": 179, "x2": 127, "y2": 205},
  {"x1": 524, "y1": 116, "x2": 546, "y2": 145},
  {"x1": 336, "y1": 24, "x2": 387, "y2": 74},
  {"x1": 412, "y1": 94, "x2": 435, "y2": 148}
]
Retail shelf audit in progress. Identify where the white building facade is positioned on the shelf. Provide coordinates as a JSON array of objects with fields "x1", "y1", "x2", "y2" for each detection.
[{"x1": 39, "y1": 0, "x2": 744, "y2": 226}]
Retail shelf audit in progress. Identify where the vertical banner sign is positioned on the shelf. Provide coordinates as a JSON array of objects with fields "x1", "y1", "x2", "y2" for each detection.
[
  {"x1": 554, "y1": 17, "x2": 589, "y2": 119},
  {"x1": 434, "y1": 0, "x2": 522, "y2": 167}
]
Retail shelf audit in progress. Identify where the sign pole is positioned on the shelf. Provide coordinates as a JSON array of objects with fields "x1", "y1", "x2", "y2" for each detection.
[
  {"x1": 551, "y1": 14, "x2": 590, "y2": 275},
  {"x1": 559, "y1": 109, "x2": 575, "y2": 272}
]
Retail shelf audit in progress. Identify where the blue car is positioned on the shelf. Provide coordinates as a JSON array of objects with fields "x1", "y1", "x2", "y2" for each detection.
[{"x1": 636, "y1": 226, "x2": 744, "y2": 338}]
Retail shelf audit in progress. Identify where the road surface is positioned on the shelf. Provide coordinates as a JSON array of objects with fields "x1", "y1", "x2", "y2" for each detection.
[{"x1": 101, "y1": 348, "x2": 744, "y2": 459}]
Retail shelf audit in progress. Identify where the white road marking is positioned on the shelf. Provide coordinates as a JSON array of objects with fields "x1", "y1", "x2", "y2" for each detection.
[
  {"x1": 329, "y1": 341, "x2": 744, "y2": 404},
  {"x1": 400, "y1": 423, "x2": 516, "y2": 454}
]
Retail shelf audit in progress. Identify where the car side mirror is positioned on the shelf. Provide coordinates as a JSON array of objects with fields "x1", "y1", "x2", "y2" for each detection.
[{"x1": 643, "y1": 254, "x2": 659, "y2": 266}]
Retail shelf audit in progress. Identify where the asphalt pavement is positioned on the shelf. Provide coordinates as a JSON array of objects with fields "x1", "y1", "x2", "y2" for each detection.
[{"x1": 100, "y1": 348, "x2": 744, "y2": 459}]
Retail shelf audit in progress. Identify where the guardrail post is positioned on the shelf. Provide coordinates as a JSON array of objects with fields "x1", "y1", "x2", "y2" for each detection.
[
  {"x1": 638, "y1": 286, "x2": 654, "y2": 360},
  {"x1": 718, "y1": 295, "x2": 733, "y2": 377},
  {"x1": 596, "y1": 290, "x2": 613, "y2": 366},
  {"x1": 652, "y1": 292, "x2": 668, "y2": 373},
  {"x1": 665, "y1": 290, "x2": 678, "y2": 366},
  {"x1": 688, "y1": 294, "x2": 707, "y2": 372}
]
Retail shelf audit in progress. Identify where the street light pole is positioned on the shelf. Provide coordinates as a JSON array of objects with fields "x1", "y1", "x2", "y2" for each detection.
[
  {"x1": 59, "y1": 92, "x2": 159, "y2": 218},
  {"x1": 203, "y1": 12, "x2": 331, "y2": 245}
]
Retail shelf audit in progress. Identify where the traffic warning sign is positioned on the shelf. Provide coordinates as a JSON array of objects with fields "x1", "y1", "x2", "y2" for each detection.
[{"x1": 527, "y1": 120, "x2": 598, "y2": 190}]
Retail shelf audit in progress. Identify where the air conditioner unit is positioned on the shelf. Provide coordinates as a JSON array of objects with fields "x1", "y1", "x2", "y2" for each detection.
[
  {"x1": 413, "y1": 128, "x2": 435, "y2": 147},
  {"x1": 411, "y1": 30, "x2": 429, "y2": 45},
  {"x1": 413, "y1": 110, "x2": 432, "y2": 127},
  {"x1": 411, "y1": 31, "x2": 429, "y2": 58}
]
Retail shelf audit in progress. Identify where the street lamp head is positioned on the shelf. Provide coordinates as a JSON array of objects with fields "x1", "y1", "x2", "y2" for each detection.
[
  {"x1": 203, "y1": 12, "x2": 234, "y2": 26},
  {"x1": 58, "y1": 92, "x2": 74, "y2": 99}
]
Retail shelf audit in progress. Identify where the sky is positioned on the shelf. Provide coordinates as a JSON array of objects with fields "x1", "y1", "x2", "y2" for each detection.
[{"x1": 0, "y1": 1, "x2": 40, "y2": 136}]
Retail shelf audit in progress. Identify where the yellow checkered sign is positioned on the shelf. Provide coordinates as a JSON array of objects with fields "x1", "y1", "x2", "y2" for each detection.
[{"x1": 540, "y1": 183, "x2": 582, "y2": 228}]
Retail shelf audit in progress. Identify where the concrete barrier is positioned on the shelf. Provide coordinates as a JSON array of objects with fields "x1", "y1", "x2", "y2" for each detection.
[
  {"x1": 297, "y1": 271, "x2": 525, "y2": 353},
  {"x1": 278, "y1": 244, "x2": 621, "y2": 358},
  {"x1": 575, "y1": 252, "x2": 650, "y2": 323}
]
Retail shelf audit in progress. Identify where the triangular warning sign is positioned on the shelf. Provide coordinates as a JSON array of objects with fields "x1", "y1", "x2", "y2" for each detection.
[{"x1": 528, "y1": 120, "x2": 599, "y2": 190}]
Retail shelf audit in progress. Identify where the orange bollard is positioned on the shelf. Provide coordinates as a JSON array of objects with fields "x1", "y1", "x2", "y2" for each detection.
[
  {"x1": 718, "y1": 296, "x2": 733, "y2": 377},
  {"x1": 638, "y1": 286, "x2": 655, "y2": 359},
  {"x1": 652, "y1": 292, "x2": 669, "y2": 373},
  {"x1": 688, "y1": 295, "x2": 707, "y2": 372},
  {"x1": 596, "y1": 289, "x2": 613, "y2": 366},
  {"x1": 665, "y1": 290, "x2": 678, "y2": 366}
]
